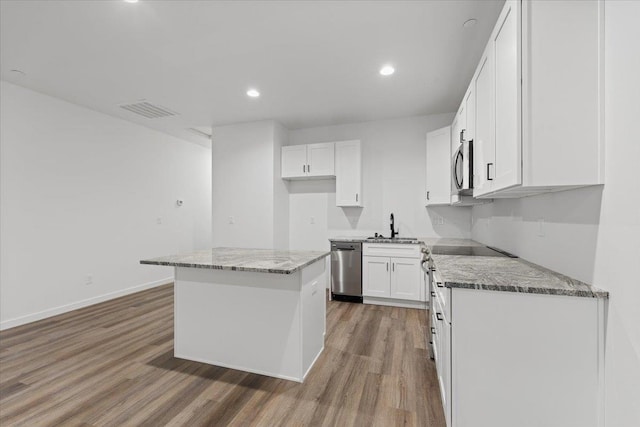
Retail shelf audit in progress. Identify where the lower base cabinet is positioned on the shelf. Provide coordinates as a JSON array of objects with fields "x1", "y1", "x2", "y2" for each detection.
[
  {"x1": 362, "y1": 244, "x2": 425, "y2": 307},
  {"x1": 435, "y1": 287, "x2": 606, "y2": 427}
]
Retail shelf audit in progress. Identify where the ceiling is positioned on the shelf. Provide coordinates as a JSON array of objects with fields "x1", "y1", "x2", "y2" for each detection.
[{"x1": 1, "y1": 0, "x2": 504, "y2": 147}]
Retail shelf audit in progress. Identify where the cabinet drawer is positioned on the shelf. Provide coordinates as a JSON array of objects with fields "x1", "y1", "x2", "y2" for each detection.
[
  {"x1": 363, "y1": 244, "x2": 421, "y2": 258},
  {"x1": 433, "y1": 270, "x2": 450, "y2": 322}
]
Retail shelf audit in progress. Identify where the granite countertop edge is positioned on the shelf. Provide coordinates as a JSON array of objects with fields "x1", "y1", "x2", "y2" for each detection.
[
  {"x1": 330, "y1": 237, "x2": 426, "y2": 245},
  {"x1": 443, "y1": 281, "x2": 606, "y2": 298},
  {"x1": 140, "y1": 250, "x2": 330, "y2": 275},
  {"x1": 422, "y1": 240, "x2": 608, "y2": 299}
]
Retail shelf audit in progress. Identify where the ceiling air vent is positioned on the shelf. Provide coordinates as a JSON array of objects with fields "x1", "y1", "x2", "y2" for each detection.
[
  {"x1": 119, "y1": 100, "x2": 178, "y2": 119},
  {"x1": 187, "y1": 127, "x2": 212, "y2": 139}
]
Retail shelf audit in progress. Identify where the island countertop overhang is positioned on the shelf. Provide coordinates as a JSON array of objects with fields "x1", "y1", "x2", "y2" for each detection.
[{"x1": 140, "y1": 247, "x2": 330, "y2": 275}]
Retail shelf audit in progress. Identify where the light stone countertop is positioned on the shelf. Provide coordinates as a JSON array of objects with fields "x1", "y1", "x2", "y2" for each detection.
[
  {"x1": 421, "y1": 238, "x2": 608, "y2": 298},
  {"x1": 330, "y1": 237, "x2": 426, "y2": 244},
  {"x1": 140, "y1": 247, "x2": 330, "y2": 275}
]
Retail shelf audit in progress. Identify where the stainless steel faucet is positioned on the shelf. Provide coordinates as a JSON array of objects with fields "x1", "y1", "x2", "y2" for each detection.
[{"x1": 390, "y1": 213, "x2": 398, "y2": 239}]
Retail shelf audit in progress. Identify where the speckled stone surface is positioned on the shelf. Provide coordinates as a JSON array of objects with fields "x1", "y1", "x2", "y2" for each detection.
[
  {"x1": 430, "y1": 253, "x2": 608, "y2": 298},
  {"x1": 420, "y1": 237, "x2": 484, "y2": 248},
  {"x1": 330, "y1": 237, "x2": 425, "y2": 244},
  {"x1": 140, "y1": 248, "x2": 330, "y2": 275}
]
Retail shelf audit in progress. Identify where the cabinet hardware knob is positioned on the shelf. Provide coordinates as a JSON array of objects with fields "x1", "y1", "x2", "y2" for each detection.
[
  {"x1": 356, "y1": 193, "x2": 358, "y2": 202},
  {"x1": 431, "y1": 291, "x2": 436, "y2": 297},
  {"x1": 392, "y1": 263, "x2": 395, "y2": 272},
  {"x1": 487, "y1": 162, "x2": 494, "y2": 181},
  {"x1": 303, "y1": 164, "x2": 306, "y2": 173},
  {"x1": 436, "y1": 282, "x2": 444, "y2": 288},
  {"x1": 386, "y1": 262, "x2": 389, "y2": 272},
  {"x1": 308, "y1": 164, "x2": 310, "y2": 173},
  {"x1": 427, "y1": 191, "x2": 430, "y2": 200},
  {"x1": 431, "y1": 327, "x2": 436, "y2": 335},
  {"x1": 436, "y1": 312, "x2": 444, "y2": 321}
]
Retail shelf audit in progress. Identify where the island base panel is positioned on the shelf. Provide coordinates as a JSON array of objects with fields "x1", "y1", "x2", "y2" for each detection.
[{"x1": 174, "y1": 259, "x2": 326, "y2": 382}]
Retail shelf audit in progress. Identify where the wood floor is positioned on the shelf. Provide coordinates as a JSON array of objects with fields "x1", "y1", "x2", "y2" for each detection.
[{"x1": 0, "y1": 284, "x2": 445, "y2": 427}]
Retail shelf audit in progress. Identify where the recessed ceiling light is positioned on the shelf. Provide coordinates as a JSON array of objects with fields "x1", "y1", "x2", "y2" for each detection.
[
  {"x1": 463, "y1": 19, "x2": 477, "y2": 28},
  {"x1": 379, "y1": 65, "x2": 395, "y2": 76},
  {"x1": 9, "y1": 69, "x2": 26, "y2": 77},
  {"x1": 124, "y1": 0, "x2": 139, "y2": 3},
  {"x1": 246, "y1": 88, "x2": 260, "y2": 98}
]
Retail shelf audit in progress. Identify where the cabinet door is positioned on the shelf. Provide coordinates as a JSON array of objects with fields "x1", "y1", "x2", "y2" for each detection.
[
  {"x1": 493, "y1": 0, "x2": 521, "y2": 191},
  {"x1": 362, "y1": 256, "x2": 390, "y2": 298},
  {"x1": 390, "y1": 257, "x2": 422, "y2": 301},
  {"x1": 307, "y1": 142, "x2": 335, "y2": 177},
  {"x1": 281, "y1": 145, "x2": 307, "y2": 178},
  {"x1": 473, "y1": 50, "x2": 495, "y2": 197},
  {"x1": 335, "y1": 140, "x2": 362, "y2": 207},
  {"x1": 426, "y1": 126, "x2": 452, "y2": 206},
  {"x1": 465, "y1": 87, "x2": 476, "y2": 143}
]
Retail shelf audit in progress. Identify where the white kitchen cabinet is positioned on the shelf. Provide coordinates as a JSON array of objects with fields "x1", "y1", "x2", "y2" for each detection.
[
  {"x1": 448, "y1": 88, "x2": 489, "y2": 206},
  {"x1": 362, "y1": 244, "x2": 424, "y2": 308},
  {"x1": 390, "y1": 257, "x2": 422, "y2": 301},
  {"x1": 471, "y1": 0, "x2": 604, "y2": 198},
  {"x1": 335, "y1": 140, "x2": 362, "y2": 207},
  {"x1": 425, "y1": 126, "x2": 452, "y2": 206},
  {"x1": 473, "y1": 52, "x2": 496, "y2": 197},
  {"x1": 281, "y1": 145, "x2": 307, "y2": 178},
  {"x1": 433, "y1": 293, "x2": 451, "y2": 427},
  {"x1": 281, "y1": 142, "x2": 334, "y2": 179},
  {"x1": 362, "y1": 257, "x2": 391, "y2": 298},
  {"x1": 449, "y1": 288, "x2": 605, "y2": 427}
]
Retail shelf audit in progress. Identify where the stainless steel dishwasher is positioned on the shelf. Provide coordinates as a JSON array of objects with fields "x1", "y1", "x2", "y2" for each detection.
[{"x1": 330, "y1": 241, "x2": 362, "y2": 303}]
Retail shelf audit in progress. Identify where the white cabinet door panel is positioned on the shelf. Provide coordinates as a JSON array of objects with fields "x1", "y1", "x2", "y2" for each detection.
[
  {"x1": 281, "y1": 145, "x2": 307, "y2": 178},
  {"x1": 493, "y1": 0, "x2": 521, "y2": 191},
  {"x1": 307, "y1": 142, "x2": 335, "y2": 177},
  {"x1": 390, "y1": 257, "x2": 421, "y2": 301},
  {"x1": 473, "y1": 51, "x2": 495, "y2": 197},
  {"x1": 426, "y1": 126, "x2": 452, "y2": 206},
  {"x1": 363, "y1": 257, "x2": 390, "y2": 298},
  {"x1": 335, "y1": 140, "x2": 362, "y2": 207}
]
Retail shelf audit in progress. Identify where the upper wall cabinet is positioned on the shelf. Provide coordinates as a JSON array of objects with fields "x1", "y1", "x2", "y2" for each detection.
[
  {"x1": 335, "y1": 140, "x2": 363, "y2": 207},
  {"x1": 281, "y1": 142, "x2": 335, "y2": 179},
  {"x1": 425, "y1": 126, "x2": 452, "y2": 206},
  {"x1": 471, "y1": 0, "x2": 604, "y2": 198}
]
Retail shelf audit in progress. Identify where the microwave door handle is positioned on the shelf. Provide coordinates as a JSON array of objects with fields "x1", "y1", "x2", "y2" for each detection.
[{"x1": 454, "y1": 150, "x2": 464, "y2": 189}]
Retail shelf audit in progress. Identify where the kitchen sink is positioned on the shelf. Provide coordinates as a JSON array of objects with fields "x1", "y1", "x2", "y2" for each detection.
[{"x1": 366, "y1": 236, "x2": 418, "y2": 241}]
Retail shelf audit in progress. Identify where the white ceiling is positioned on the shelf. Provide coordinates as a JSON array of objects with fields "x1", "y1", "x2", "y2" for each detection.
[{"x1": 1, "y1": 0, "x2": 504, "y2": 147}]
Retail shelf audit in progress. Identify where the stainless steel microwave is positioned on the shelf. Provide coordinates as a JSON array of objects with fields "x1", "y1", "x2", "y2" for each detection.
[{"x1": 452, "y1": 129, "x2": 473, "y2": 196}]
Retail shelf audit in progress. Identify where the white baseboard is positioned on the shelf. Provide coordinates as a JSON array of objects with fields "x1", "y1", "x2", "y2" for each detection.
[
  {"x1": 174, "y1": 353, "x2": 304, "y2": 383},
  {"x1": 363, "y1": 296, "x2": 427, "y2": 310},
  {"x1": 0, "y1": 277, "x2": 173, "y2": 331}
]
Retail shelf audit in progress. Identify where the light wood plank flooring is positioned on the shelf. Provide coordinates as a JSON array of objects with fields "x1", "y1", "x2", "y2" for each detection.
[{"x1": 0, "y1": 284, "x2": 445, "y2": 426}]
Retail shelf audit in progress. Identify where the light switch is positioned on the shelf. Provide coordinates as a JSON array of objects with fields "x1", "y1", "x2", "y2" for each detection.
[
  {"x1": 228, "y1": 216, "x2": 235, "y2": 224},
  {"x1": 310, "y1": 216, "x2": 315, "y2": 224}
]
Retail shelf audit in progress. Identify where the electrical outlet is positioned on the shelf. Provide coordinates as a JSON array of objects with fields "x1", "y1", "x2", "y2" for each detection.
[
  {"x1": 85, "y1": 274, "x2": 93, "y2": 285},
  {"x1": 228, "y1": 216, "x2": 235, "y2": 224},
  {"x1": 156, "y1": 217, "x2": 162, "y2": 224}
]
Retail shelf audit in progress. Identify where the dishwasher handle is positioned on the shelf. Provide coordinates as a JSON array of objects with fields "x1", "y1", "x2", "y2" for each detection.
[{"x1": 331, "y1": 242, "x2": 362, "y2": 252}]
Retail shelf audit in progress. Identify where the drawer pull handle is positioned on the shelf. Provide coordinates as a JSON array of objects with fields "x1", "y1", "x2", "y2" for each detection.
[
  {"x1": 430, "y1": 291, "x2": 436, "y2": 297},
  {"x1": 431, "y1": 327, "x2": 436, "y2": 335},
  {"x1": 436, "y1": 312, "x2": 444, "y2": 321},
  {"x1": 436, "y1": 282, "x2": 444, "y2": 288}
]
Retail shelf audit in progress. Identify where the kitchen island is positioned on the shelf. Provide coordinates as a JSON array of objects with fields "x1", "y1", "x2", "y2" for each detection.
[{"x1": 141, "y1": 248, "x2": 330, "y2": 382}]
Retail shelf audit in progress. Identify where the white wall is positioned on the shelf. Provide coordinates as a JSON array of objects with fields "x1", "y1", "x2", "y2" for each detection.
[
  {"x1": 288, "y1": 114, "x2": 472, "y2": 251},
  {"x1": 211, "y1": 120, "x2": 289, "y2": 249},
  {"x1": 471, "y1": 2, "x2": 640, "y2": 424},
  {"x1": 0, "y1": 81, "x2": 212, "y2": 329}
]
